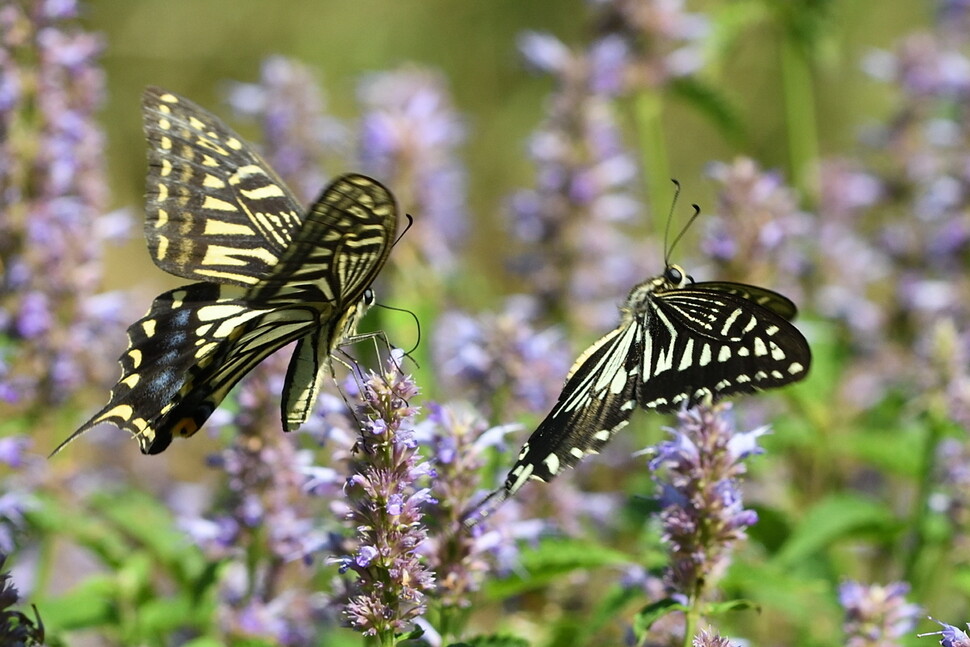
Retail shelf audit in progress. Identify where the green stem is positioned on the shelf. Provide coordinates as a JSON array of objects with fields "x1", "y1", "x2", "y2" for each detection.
[
  {"x1": 779, "y1": 33, "x2": 819, "y2": 204},
  {"x1": 903, "y1": 406, "x2": 948, "y2": 583},
  {"x1": 682, "y1": 592, "x2": 702, "y2": 647},
  {"x1": 632, "y1": 90, "x2": 671, "y2": 234}
]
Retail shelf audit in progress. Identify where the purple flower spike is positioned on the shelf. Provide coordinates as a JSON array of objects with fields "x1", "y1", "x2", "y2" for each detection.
[
  {"x1": 649, "y1": 403, "x2": 762, "y2": 598},
  {"x1": 840, "y1": 581, "x2": 921, "y2": 647},
  {"x1": 919, "y1": 618, "x2": 970, "y2": 647},
  {"x1": 338, "y1": 356, "x2": 435, "y2": 638}
]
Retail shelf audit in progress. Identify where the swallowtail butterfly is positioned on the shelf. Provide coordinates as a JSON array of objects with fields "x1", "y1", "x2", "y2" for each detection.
[
  {"x1": 54, "y1": 87, "x2": 397, "y2": 455},
  {"x1": 477, "y1": 262, "x2": 810, "y2": 516}
]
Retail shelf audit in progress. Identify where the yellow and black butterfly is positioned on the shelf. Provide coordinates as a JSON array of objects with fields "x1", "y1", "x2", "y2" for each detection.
[{"x1": 55, "y1": 87, "x2": 397, "y2": 455}]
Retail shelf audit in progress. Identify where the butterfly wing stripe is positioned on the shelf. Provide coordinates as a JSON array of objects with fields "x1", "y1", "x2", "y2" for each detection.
[
  {"x1": 147, "y1": 306, "x2": 319, "y2": 454},
  {"x1": 691, "y1": 281, "x2": 798, "y2": 320},
  {"x1": 142, "y1": 87, "x2": 304, "y2": 285},
  {"x1": 502, "y1": 321, "x2": 639, "y2": 497}
]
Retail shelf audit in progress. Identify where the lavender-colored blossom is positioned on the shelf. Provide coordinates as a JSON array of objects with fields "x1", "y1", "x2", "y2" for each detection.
[
  {"x1": 336, "y1": 358, "x2": 435, "y2": 640},
  {"x1": 702, "y1": 157, "x2": 812, "y2": 291},
  {"x1": 589, "y1": 0, "x2": 710, "y2": 89},
  {"x1": 649, "y1": 403, "x2": 764, "y2": 598},
  {"x1": 510, "y1": 32, "x2": 647, "y2": 330},
  {"x1": 432, "y1": 296, "x2": 571, "y2": 417},
  {"x1": 417, "y1": 403, "x2": 509, "y2": 611},
  {"x1": 0, "y1": 0, "x2": 128, "y2": 406},
  {"x1": 227, "y1": 55, "x2": 348, "y2": 204},
  {"x1": 693, "y1": 627, "x2": 734, "y2": 647},
  {"x1": 839, "y1": 581, "x2": 921, "y2": 647},
  {"x1": 357, "y1": 67, "x2": 467, "y2": 273},
  {"x1": 0, "y1": 557, "x2": 44, "y2": 647},
  {"x1": 920, "y1": 618, "x2": 970, "y2": 647}
]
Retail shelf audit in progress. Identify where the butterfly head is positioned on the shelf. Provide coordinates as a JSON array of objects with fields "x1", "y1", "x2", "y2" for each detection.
[{"x1": 662, "y1": 264, "x2": 693, "y2": 289}]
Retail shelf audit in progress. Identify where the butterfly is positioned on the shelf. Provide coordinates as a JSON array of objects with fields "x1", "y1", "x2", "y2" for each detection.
[
  {"x1": 475, "y1": 260, "x2": 811, "y2": 517},
  {"x1": 54, "y1": 87, "x2": 398, "y2": 455}
]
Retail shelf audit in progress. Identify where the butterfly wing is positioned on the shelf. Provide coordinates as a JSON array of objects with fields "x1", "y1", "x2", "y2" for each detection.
[
  {"x1": 54, "y1": 283, "x2": 316, "y2": 454},
  {"x1": 495, "y1": 320, "x2": 641, "y2": 501},
  {"x1": 635, "y1": 284, "x2": 810, "y2": 411},
  {"x1": 258, "y1": 174, "x2": 398, "y2": 430},
  {"x1": 142, "y1": 87, "x2": 304, "y2": 286}
]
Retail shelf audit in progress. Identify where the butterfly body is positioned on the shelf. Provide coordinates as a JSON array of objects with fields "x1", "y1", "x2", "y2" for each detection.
[
  {"x1": 498, "y1": 264, "x2": 811, "y2": 501},
  {"x1": 56, "y1": 88, "x2": 397, "y2": 455}
]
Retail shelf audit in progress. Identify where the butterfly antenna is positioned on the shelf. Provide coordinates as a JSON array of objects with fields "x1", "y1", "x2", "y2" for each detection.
[
  {"x1": 663, "y1": 179, "x2": 682, "y2": 266},
  {"x1": 393, "y1": 213, "x2": 414, "y2": 247},
  {"x1": 666, "y1": 202, "x2": 702, "y2": 265},
  {"x1": 373, "y1": 302, "x2": 422, "y2": 369}
]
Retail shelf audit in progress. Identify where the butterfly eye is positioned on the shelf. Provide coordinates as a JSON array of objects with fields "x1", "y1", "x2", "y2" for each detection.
[
  {"x1": 363, "y1": 288, "x2": 376, "y2": 306},
  {"x1": 665, "y1": 266, "x2": 683, "y2": 284}
]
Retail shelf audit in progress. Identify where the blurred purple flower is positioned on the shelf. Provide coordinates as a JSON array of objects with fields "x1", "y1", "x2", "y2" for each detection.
[
  {"x1": 920, "y1": 618, "x2": 970, "y2": 647},
  {"x1": 649, "y1": 403, "x2": 764, "y2": 597},
  {"x1": 588, "y1": 0, "x2": 709, "y2": 88},
  {"x1": 510, "y1": 33, "x2": 647, "y2": 330},
  {"x1": 433, "y1": 296, "x2": 571, "y2": 417},
  {"x1": 839, "y1": 581, "x2": 921, "y2": 647},
  {"x1": 702, "y1": 158, "x2": 812, "y2": 290},
  {"x1": 358, "y1": 67, "x2": 467, "y2": 273},
  {"x1": 0, "y1": 0, "x2": 129, "y2": 406},
  {"x1": 336, "y1": 356, "x2": 435, "y2": 638},
  {"x1": 417, "y1": 403, "x2": 512, "y2": 612},
  {"x1": 227, "y1": 55, "x2": 348, "y2": 204}
]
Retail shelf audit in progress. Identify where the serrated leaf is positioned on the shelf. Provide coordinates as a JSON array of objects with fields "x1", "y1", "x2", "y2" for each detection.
[{"x1": 772, "y1": 494, "x2": 897, "y2": 567}]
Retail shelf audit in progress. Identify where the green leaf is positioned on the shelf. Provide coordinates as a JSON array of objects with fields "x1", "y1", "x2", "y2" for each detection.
[
  {"x1": 772, "y1": 494, "x2": 897, "y2": 567},
  {"x1": 485, "y1": 537, "x2": 633, "y2": 598},
  {"x1": 669, "y1": 77, "x2": 745, "y2": 144},
  {"x1": 703, "y1": 598, "x2": 760, "y2": 616},
  {"x1": 450, "y1": 635, "x2": 531, "y2": 647},
  {"x1": 38, "y1": 576, "x2": 118, "y2": 630},
  {"x1": 632, "y1": 598, "x2": 688, "y2": 641}
]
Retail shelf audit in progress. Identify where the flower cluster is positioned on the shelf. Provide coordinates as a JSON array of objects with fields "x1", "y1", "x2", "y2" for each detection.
[
  {"x1": 509, "y1": 31, "x2": 646, "y2": 330},
  {"x1": 839, "y1": 581, "x2": 921, "y2": 647},
  {"x1": 920, "y1": 618, "x2": 970, "y2": 647},
  {"x1": 702, "y1": 157, "x2": 811, "y2": 291},
  {"x1": 337, "y1": 359, "x2": 435, "y2": 640},
  {"x1": 589, "y1": 0, "x2": 709, "y2": 90},
  {"x1": 227, "y1": 55, "x2": 347, "y2": 204},
  {"x1": 649, "y1": 403, "x2": 764, "y2": 598},
  {"x1": 0, "y1": 0, "x2": 128, "y2": 407},
  {"x1": 432, "y1": 296, "x2": 571, "y2": 417},
  {"x1": 358, "y1": 67, "x2": 467, "y2": 273}
]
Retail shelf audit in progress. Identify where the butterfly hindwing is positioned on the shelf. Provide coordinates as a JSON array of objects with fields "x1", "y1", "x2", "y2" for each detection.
[{"x1": 60, "y1": 283, "x2": 261, "y2": 453}]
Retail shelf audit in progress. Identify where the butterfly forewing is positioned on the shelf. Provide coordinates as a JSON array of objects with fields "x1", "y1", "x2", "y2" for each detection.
[
  {"x1": 501, "y1": 323, "x2": 640, "y2": 496},
  {"x1": 142, "y1": 87, "x2": 304, "y2": 286},
  {"x1": 57, "y1": 89, "x2": 398, "y2": 456},
  {"x1": 490, "y1": 266, "x2": 811, "y2": 506}
]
